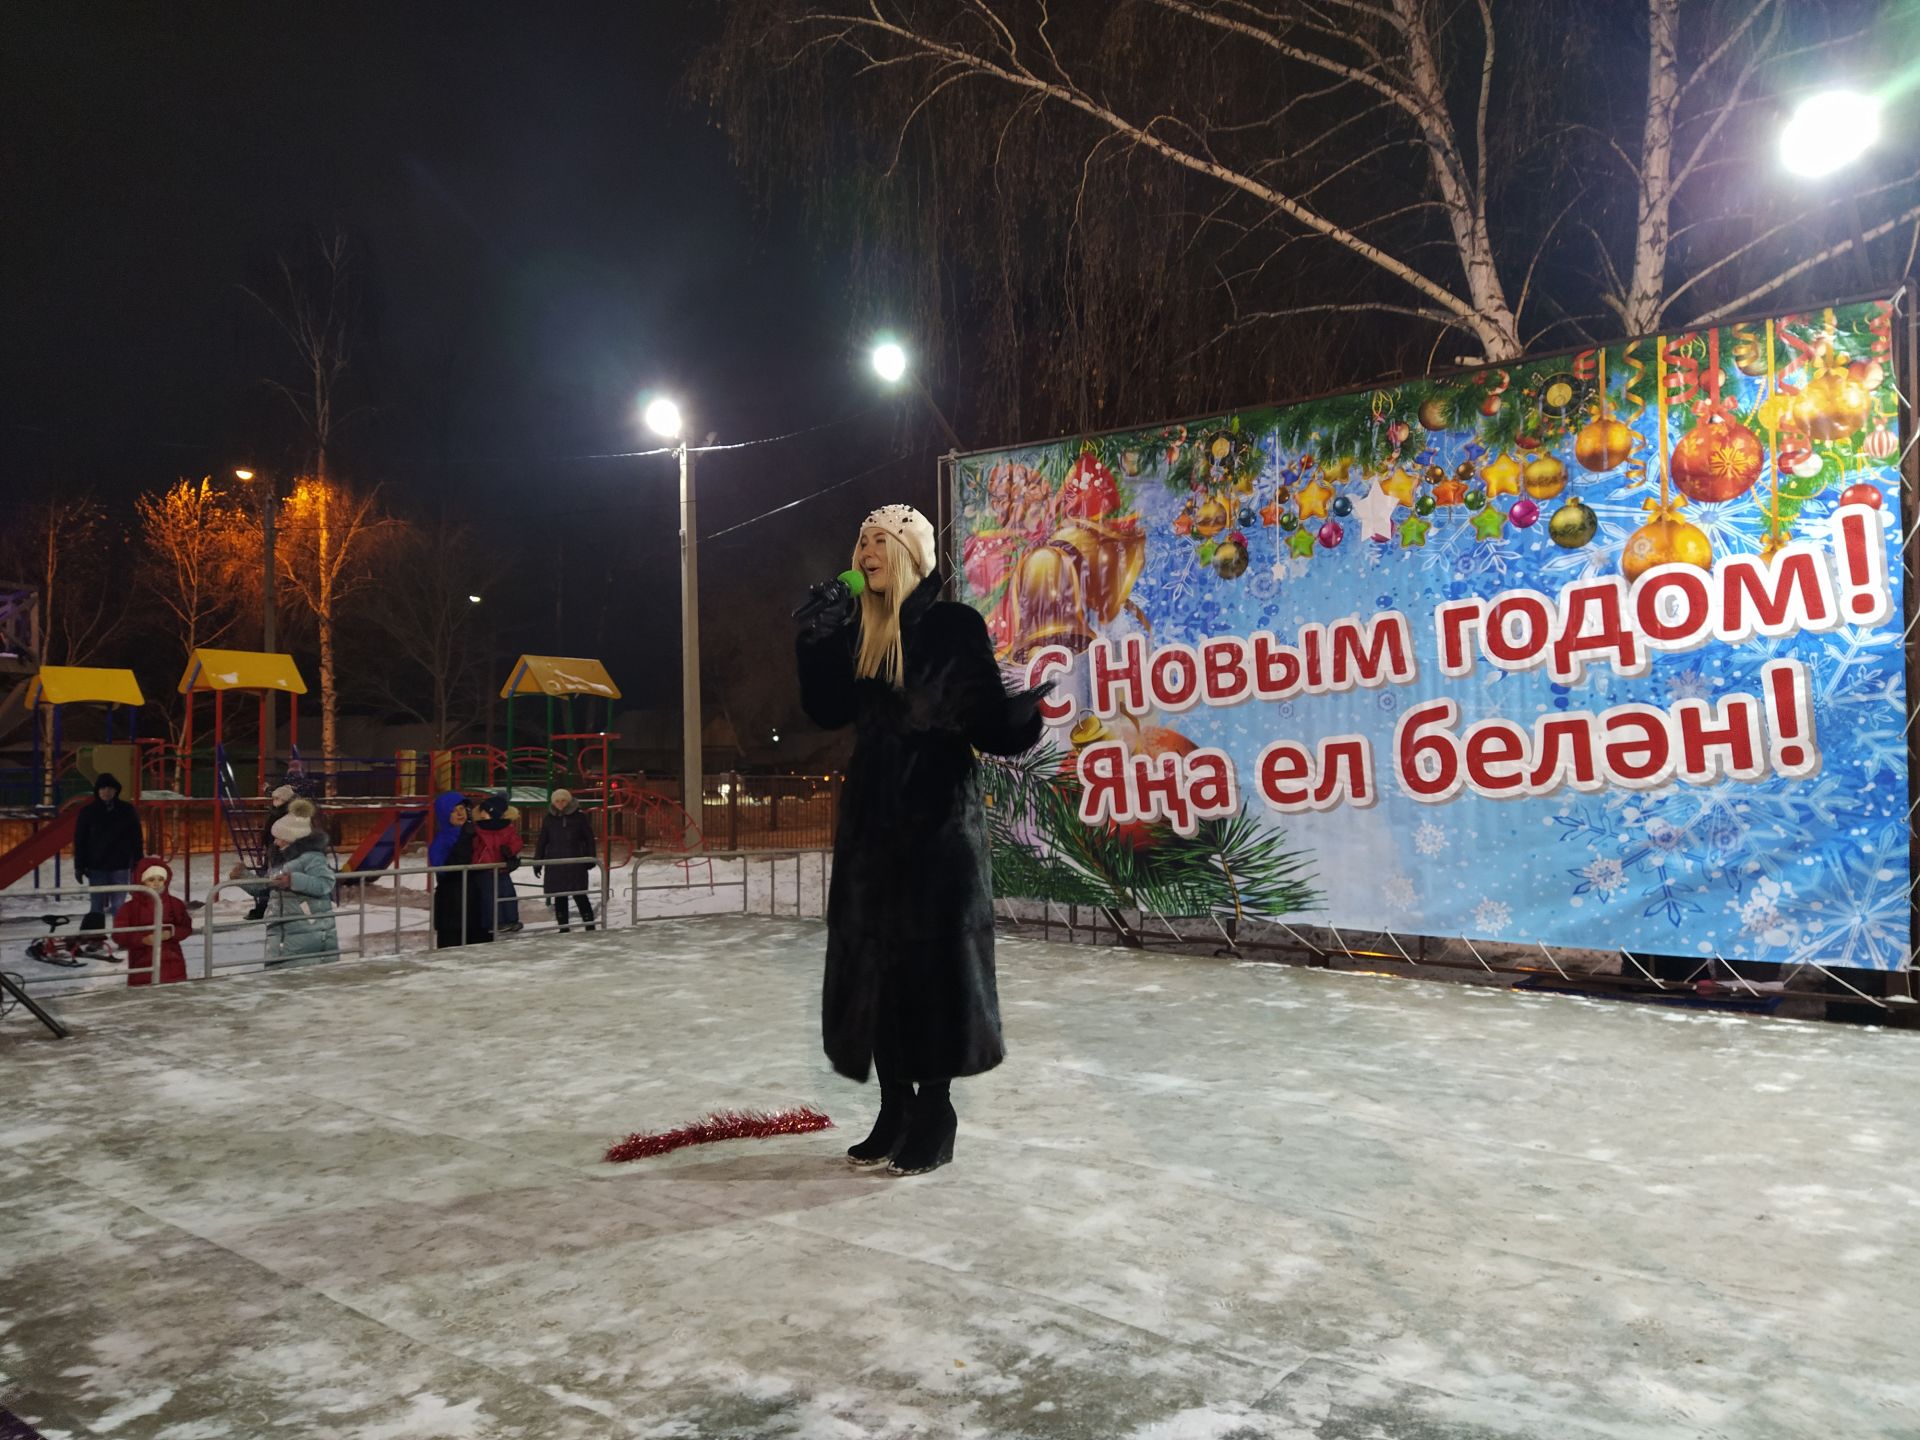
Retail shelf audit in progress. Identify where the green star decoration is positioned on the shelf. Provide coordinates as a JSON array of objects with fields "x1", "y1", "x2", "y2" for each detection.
[
  {"x1": 1397, "y1": 514, "x2": 1431, "y2": 548},
  {"x1": 1471, "y1": 507, "x2": 1506, "y2": 541},
  {"x1": 1288, "y1": 528, "x2": 1317, "y2": 558}
]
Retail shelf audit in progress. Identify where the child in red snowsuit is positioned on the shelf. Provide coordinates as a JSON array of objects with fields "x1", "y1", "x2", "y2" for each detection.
[
  {"x1": 113, "y1": 857, "x2": 192, "y2": 986},
  {"x1": 472, "y1": 793, "x2": 525, "y2": 933}
]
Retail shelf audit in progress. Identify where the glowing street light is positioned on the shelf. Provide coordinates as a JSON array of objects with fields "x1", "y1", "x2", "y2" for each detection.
[
  {"x1": 1780, "y1": 89, "x2": 1881, "y2": 178},
  {"x1": 467, "y1": 594, "x2": 483, "y2": 605},
  {"x1": 870, "y1": 340, "x2": 908, "y2": 384},
  {"x1": 643, "y1": 395, "x2": 684, "y2": 439}
]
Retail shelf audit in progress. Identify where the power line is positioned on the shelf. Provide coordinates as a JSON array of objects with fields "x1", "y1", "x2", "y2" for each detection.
[{"x1": 703, "y1": 451, "x2": 919, "y2": 544}]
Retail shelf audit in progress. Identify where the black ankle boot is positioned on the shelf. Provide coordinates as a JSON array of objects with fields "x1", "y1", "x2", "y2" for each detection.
[
  {"x1": 888, "y1": 1084, "x2": 956, "y2": 1176},
  {"x1": 846, "y1": 1083, "x2": 914, "y2": 1166}
]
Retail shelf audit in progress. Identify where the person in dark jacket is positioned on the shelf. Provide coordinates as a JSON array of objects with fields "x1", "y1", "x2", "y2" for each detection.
[
  {"x1": 472, "y1": 793, "x2": 524, "y2": 933},
  {"x1": 73, "y1": 772, "x2": 145, "y2": 952},
  {"x1": 533, "y1": 787, "x2": 598, "y2": 931},
  {"x1": 429, "y1": 791, "x2": 493, "y2": 948},
  {"x1": 796, "y1": 503, "x2": 1049, "y2": 1176}
]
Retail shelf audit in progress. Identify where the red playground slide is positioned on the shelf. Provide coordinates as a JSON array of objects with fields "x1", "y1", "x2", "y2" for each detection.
[{"x1": 0, "y1": 801, "x2": 85, "y2": 892}]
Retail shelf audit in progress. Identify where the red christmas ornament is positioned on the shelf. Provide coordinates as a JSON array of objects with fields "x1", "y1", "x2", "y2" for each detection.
[
  {"x1": 1670, "y1": 415, "x2": 1764, "y2": 503},
  {"x1": 1060, "y1": 451, "x2": 1121, "y2": 519},
  {"x1": 1318, "y1": 519, "x2": 1345, "y2": 548},
  {"x1": 1775, "y1": 435, "x2": 1813, "y2": 476},
  {"x1": 1508, "y1": 497, "x2": 1540, "y2": 528},
  {"x1": 1840, "y1": 482, "x2": 1884, "y2": 510},
  {"x1": 1479, "y1": 394, "x2": 1502, "y2": 417},
  {"x1": 605, "y1": 1107, "x2": 834, "y2": 1163}
]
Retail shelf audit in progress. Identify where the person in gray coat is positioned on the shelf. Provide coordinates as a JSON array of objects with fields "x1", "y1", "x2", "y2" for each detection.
[{"x1": 234, "y1": 812, "x2": 339, "y2": 966}]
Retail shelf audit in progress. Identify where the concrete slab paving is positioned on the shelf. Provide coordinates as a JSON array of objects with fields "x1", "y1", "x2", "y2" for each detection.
[{"x1": 2, "y1": 916, "x2": 1917, "y2": 1438}]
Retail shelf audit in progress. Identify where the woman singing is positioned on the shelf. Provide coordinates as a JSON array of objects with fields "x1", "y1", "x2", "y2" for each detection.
[{"x1": 796, "y1": 504, "x2": 1049, "y2": 1175}]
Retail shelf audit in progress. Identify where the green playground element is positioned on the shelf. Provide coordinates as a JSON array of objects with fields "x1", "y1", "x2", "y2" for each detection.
[{"x1": 497, "y1": 656, "x2": 622, "y2": 799}]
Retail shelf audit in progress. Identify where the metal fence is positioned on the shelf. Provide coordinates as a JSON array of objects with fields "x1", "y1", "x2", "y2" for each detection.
[{"x1": 626, "y1": 848, "x2": 831, "y2": 925}]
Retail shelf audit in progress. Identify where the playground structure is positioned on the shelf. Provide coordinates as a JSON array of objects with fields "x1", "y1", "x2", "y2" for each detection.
[
  {"x1": 1, "y1": 646, "x2": 839, "y2": 909},
  {"x1": 0, "y1": 667, "x2": 146, "y2": 892}
]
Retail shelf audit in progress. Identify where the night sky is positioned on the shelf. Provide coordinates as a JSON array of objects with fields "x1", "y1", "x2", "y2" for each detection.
[{"x1": 3, "y1": 3, "x2": 935, "y2": 737}]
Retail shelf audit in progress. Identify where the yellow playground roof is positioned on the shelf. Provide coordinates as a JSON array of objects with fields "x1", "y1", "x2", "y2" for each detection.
[
  {"x1": 176, "y1": 649, "x2": 309, "y2": 695},
  {"x1": 26, "y1": 666, "x2": 146, "y2": 709},
  {"x1": 500, "y1": 655, "x2": 622, "y2": 700}
]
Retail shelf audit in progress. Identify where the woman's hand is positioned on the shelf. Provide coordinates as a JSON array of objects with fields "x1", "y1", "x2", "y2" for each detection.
[
  {"x1": 800, "y1": 592, "x2": 857, "y2": 642},
  {"x1": 271, "y1": 873, "x2": 293, "y2": 890}
]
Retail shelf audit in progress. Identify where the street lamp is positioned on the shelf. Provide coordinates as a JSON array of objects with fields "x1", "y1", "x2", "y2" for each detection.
[
  {"x1": 645, "y1": 394, "x2": 703, "y2": 844},
  {"x1": 236, "y1": 467, "x2": 279, "y2": 770},
  {"x1": 869, "y1": 337, "x2": 960, "y2": 449},
  {"x1": 870, "y1": 340, "x2": 907, "y2": 384},
  {"x1": 1779, "y1": 89, "x2": 1880, "y2": 178}
]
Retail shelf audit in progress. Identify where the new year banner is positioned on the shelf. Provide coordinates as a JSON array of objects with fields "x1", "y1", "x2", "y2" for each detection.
[{"x1": 956, "y1": 300, "x2": 1910, "y2": 970}]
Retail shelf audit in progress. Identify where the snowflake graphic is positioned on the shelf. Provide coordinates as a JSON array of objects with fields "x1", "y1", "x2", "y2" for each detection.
[
  {"x1": 1578, "y1": 857, "x2": 1627, "y2": 897},
  {"x1": 1664, "y1": 668, "x2": 1711, "y2": 703},
  {"x1": 1385, "y1": 875, "x2": 1417, "y2": 908},
  {"x1": 1413, "y1": 821, "x2": 1447, "y2": 857},
  {"x1": 1731, "y1": 877, "x2": 1801, "y2": 950},
  {"x1": 1783, "y1": 823, "x2": 1911, "y2": 971},
  {"x1": 1473, "y1": 898, "x2": 1512, "y2": 933}
]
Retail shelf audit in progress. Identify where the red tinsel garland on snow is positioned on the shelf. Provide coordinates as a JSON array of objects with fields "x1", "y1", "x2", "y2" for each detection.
[{"x1": 603, "y1": 1106, "x2": 834, "y2": 1163}]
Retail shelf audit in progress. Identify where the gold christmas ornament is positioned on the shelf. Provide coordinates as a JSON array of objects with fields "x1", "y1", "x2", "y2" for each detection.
[
  {"x1": 1548, "y1": 497, "x2": 1598, "y2": 548},
  {"x1": 1790, "y1": 348, "x2": 1871, "y2": 442},
  {"x1": 1522, "y1": 453, "x2": 1567, "y2": 500},
  {"x1": 1575, "y1": 416, "x2": 1637, "y2": 473},
  {"x1": 1621, "y1": 513, "x2": 1712, "y2": 581},
  {"x1": 1194, "y1": 497, "x2": 1230, "y2": 538}
]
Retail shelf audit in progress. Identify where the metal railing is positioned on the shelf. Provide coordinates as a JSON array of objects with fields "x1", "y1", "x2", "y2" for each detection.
[
  {"x1": 627, "y1": 848, "x2": 831, "y2": 924},
  {"x1": 2, "y1": 881, "x2": 170, "y2": 982},
  {"x1": 201, "y1": 860, "x2": 508, "y2": 976},
  {"x1": 7, "y1": 851, "x2": 836, "y2": 1023}
]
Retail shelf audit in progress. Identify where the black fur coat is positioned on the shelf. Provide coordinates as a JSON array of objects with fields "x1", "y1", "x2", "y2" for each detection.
[{"x1": 797, "y1": 572, "x2": 1044, "y2": 1083}]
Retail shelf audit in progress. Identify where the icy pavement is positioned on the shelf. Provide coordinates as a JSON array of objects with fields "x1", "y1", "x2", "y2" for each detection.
[{"x1": 3, "y1": 915, "x2": 1918, "y2": 1438}]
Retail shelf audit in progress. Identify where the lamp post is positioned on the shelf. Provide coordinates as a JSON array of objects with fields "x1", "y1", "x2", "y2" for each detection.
[
  {"x1": 235, "y1": 468, "x2": 278, "y2": 772},
  {"x1": 645, "y1": 396, "x2": 703, "y2": 846}
]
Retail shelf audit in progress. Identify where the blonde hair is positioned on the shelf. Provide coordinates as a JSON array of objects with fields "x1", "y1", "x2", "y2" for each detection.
[{"x1": 853, "y1": 529, "x2": 925, "y2": 686}]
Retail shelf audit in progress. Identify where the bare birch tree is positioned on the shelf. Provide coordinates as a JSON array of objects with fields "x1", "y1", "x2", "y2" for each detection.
[
  {"x1": 245, "y1": 228, "x2": 361, "y2": 484},
  {"x1": 701, "y1": 0, "x2": 1919, "y2": 432},
  {"x1": 0, "y1": 492, "x2": 130, "y2": 669},
  {"x1": 271, "y1": 477, "x2": 400, "y2": 760},
  {"x1": 134, "y1": 478, "x2": 253, "y2": 749}
]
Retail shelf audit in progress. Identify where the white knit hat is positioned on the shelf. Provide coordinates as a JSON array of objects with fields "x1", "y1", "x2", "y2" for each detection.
[
  {"x1": 271, "y1": 784, "x2": 296, "y2": 806},
  {"x1": 287, "y1": 797, "x2": 316, "y2": 820},
  {"x1": 140, "y1": 864, "x2": 169, "y2": 887},
  {"x1": 550, "y1": 787, "x2": 574, "y2": 809},
  {"x1": 861, "y1": 504, "x2": 936, "y2": 580},
  {"x1": 271, "y1": 814, "x2": 312, "y2": 845}
]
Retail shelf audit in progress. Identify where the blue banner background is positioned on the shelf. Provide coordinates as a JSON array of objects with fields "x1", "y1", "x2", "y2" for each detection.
[{"x1": 956, "y1": 302, "x2": 1909, "y2": 969}]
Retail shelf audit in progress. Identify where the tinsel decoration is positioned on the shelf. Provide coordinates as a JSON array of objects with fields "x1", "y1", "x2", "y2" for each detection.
[{"x1": 604, "y1": 1107, "x2": 834, "y2": 1163}]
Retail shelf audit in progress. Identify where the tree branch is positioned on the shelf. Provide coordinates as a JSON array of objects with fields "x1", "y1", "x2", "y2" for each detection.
[{"x1": 1690, "y1": 201, "x2": 1920, "y2": 324}]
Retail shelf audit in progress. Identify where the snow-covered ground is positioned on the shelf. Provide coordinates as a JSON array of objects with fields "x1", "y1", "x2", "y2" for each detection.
[
  {"x1": 1, "y1": 851, "x2": 830, "y2": 997},
  {"x1": 4, "y1": 915, "x2": 1918, "y2": 1438}
]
